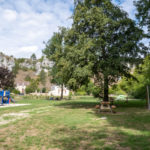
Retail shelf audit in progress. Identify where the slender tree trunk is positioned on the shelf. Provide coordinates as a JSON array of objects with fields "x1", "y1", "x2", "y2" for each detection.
[
  {"x1": 103, "y1": 75, "x2": 109, "y2": 102},
  {"x1": 60, "y1": 84, "x2": 64, "y2": 100}
]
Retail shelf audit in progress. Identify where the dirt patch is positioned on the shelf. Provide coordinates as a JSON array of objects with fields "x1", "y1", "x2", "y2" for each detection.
[
  {"x1": 0, "y1": 106, "x2": 53, "y2": 126},
  {"x1": 0, "y1": 104, "x2": 30, "y2": 108},
  {"x1": 0, "y1": 113, "x2": 29, "y2": 125}
]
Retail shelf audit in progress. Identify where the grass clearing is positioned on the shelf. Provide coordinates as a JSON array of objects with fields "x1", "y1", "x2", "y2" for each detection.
[{"x1": 0, "y1": 96, "x2": 150, "y2": 150}]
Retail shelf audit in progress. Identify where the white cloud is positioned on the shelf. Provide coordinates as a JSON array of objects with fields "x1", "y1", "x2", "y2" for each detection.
[
  {"x1": 2, "y1": 9, "x2": 17, "y2": 21},
  {"x1": 19, "y1": 46, "x2": 38, "y2": 53},
  {"x1": 0, "y1": 0, "x2": 73, "y2": 58}
]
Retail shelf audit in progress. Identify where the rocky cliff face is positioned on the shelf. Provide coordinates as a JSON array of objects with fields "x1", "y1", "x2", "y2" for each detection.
[
  {"x1": 0, "y1": 52, "x2": 53, "y2": 74},
  {"x1": 0, "y1": 52, "x2": 15, "y2": 71}
]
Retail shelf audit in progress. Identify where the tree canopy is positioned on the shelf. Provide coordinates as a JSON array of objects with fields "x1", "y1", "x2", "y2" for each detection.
[
  {"x1": 64, "y1": 0, "x2": 147, "y2": 101},
  {"x1": 134, "y1": 0, "x2": 150, "y2": 31}
]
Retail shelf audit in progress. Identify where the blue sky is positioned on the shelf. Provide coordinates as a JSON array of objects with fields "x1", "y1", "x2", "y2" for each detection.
[{"x1": 0, "y1": 0, "x2": 145, "y2": 58}]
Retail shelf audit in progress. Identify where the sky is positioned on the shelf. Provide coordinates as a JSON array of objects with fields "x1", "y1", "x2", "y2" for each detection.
[{"x1": 0, "y1": 0, "x2": 146, "y2": 58}]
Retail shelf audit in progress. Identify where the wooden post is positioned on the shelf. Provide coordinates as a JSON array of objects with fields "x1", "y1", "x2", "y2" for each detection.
[{"x1": 146, "y1": 86, "x2": 150, "y2": 110}]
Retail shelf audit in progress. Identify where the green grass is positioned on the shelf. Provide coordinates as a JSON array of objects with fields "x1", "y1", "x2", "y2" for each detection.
[{"x1": 0, "y1": 96, "x2": 150, "y2": 150}]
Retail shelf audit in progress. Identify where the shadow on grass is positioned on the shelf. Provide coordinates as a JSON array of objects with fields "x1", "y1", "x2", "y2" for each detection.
[
  {"x1": 51, "y1": 126, "x2": 113, "y2": 150},
  {"x1": 55, "y1": 97, "x2": 146, "y2": 109},
  {"x1": 54, "y1": 98, "x2": 150, "y2": 150},
  {"x1": 50, "y1": 123, "x2": 150, "y2": 150},
  {"x1": 113, "y1": 99, "x2": 146, "y2": 108},
  {"x1": 55, "y1": 97, "x2": 99, "y2": 109}
]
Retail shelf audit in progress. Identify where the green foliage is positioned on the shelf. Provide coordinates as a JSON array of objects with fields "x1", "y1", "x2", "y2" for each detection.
[
  {"x1": 75, "y1": 82, "x2": 96, "y2": 96},
  {"x1": 117, "y1": 56, "x2": 150, "y2": 98},
  {"x1": 12, "y1": 89, "x2": 20, "y2": 94},
  {"x1": 12, "y1": 58, "x2": 30, "y2": 74},
  {"x1": 86, "y1": 82, "x2": 95, "y2": 95},
  {"x1": 134, "y1": 0, "x2": 150, "y2": 31},
  {"x1": 39, "y1": 69, "x2": 46, "y2": 85},
  {"x1": 17, "y1": 58, "x2": 26, "y2": 63},
  {"x1": 25, "y1": 79, "x2": 39, "y2": 94},
  {"x1": 39, "y1": 56, "x2": 44, "y2": 63},
  {"x1": 43, "y1": 1, "x2": 148, "y2": 101},
  {"x1": 25, "y1": 75, "x2": 31, "y2": 81},
  {"x1": 12, "y1": 60, "x2": 20, "y2": 75},
  {"x1": 92, "y1": 86, "x2": 102, "y2": 98},
  {"x1": 109, "y1": 84, "x2": 126, "y2": 95},
  {"x1": 75, "y1": 85, "x2": 87, "y2": 96},
  {"x1": 43, "y1": 27, "x2": 69, "y2": 99},
  {"x1": 42, "y1": 87, "x2": 46, "y2": 93},
  {"x1": 64, "y1": 0, "x2": 147, "y2": 101},
  {"x1": 68, "y1": 91, "x2": 72, "y2": 100},
  {"x1": 30, "y1": 53, "x2": 37, "y2": 61},
  {"x1": 21, "y1": 67, "x2": 28, "y2": 71}
]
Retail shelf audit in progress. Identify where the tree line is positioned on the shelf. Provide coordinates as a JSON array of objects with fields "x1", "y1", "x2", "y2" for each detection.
[{"x1": 43, "y1": 0, "x2": 149, "y2": 101}]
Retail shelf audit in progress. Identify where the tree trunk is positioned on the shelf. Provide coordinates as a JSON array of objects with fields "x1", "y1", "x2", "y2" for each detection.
[
  {"x1": 103, "y1": 76, "x2": 109, "y2": 102},
  {"x1": 60, "y1": 84, "x2": 64, "y2": 100}
]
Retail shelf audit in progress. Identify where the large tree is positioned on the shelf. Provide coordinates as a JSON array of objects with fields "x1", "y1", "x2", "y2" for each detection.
[
  {"x1": 0, "y1": 67, "x2": 14, "y2": 90},
  {"x1": 64, "y1": 0, "x2": 147, "y2": 101},
  {"x1": 43, "y1": 28, "x2": 69, "y2": 99}
]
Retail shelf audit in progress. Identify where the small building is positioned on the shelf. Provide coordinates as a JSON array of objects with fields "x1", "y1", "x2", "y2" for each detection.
[{"x1": 48, "y1": 85, "x2": 69, "y2": 97}]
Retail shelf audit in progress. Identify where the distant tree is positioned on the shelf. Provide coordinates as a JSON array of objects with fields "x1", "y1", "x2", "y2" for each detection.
[
  {"x1": 30, "y1": 53, "x2": 37, "y2": 61},
  {"x1": 12, "y1": 60, "x2": 20, "y2": 75},
  {"x1": 43, "y1": 27, "x2": 68, "y2": 99},
  {"x1": 42, "y1": 87, "x2": 46, "y2": 93},
  {"x1": 25, "y1": 79, "x2": 39, "y2": 94},
  {"x1": 24, "y1": 75, "x2": 31, "y2": 81},
  {"x1": 39, "y1": 69, "x2": 46, "y2": 86},
  {"x1": 0, "y1": 67, "x2": 14, "y2": 90}
]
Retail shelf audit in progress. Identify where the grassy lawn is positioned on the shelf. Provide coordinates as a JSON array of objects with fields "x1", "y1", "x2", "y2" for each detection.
[{"x1": 0, "y1": 96, "x2": 150, "y2": 150}]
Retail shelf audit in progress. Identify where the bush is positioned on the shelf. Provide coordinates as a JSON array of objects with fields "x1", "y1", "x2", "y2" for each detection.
[
  {"x1": 25, "y1": 75, "x2": 31, "y2": 81},
  {"x1": 42, "y1": 87, "x2": 46, "y2": 93},
  {"x1": 75, "y1": 91, "x2": 87, "y2": 96},
  {"x1": 25, "y1": 79, "x2": 39, "y2": 94},
  {"x1": 68, "y1": 92, "x2": 72, "y2": 100},
  {"x1": 109, "y1": 84, "x2": 126, "y2": 95},
  {"x1": 92, "y1": 86, "x2": 102, "y2": 98},
  {"x1": 75, "y1": 85, "x2": 87, "y2": 96},
  {"x1": 86, "y1": 82, "x2": 95, "y2": 95},
  {"x1": 12, "y1": 89, "x2": 20, "y2": 94},
  {"x1": 26, "y1": 87, "x2": 35, "y2": 94}
]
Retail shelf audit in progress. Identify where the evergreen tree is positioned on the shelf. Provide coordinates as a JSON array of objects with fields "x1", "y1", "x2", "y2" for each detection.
[
  {"x1": 30, "y1": 53, "x2": 37, "y2": 61},
  {"x1": 65, "y1": 0, "x2": 147, "y2": 101},
  {"x1": 39, "y1": 69, "x2": 46, "y2": 86}
]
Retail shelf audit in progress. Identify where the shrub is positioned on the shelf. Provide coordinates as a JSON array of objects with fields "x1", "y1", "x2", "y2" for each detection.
[
  {"x1": 12, "y1": 89, "x2": 20, "y2": 94},
  {"x1": 42, "y1": 87, "x2": 46, "y2": 93},
  {"x1": 92, "y1": 86, "x2": 102, "y2": 98}
]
